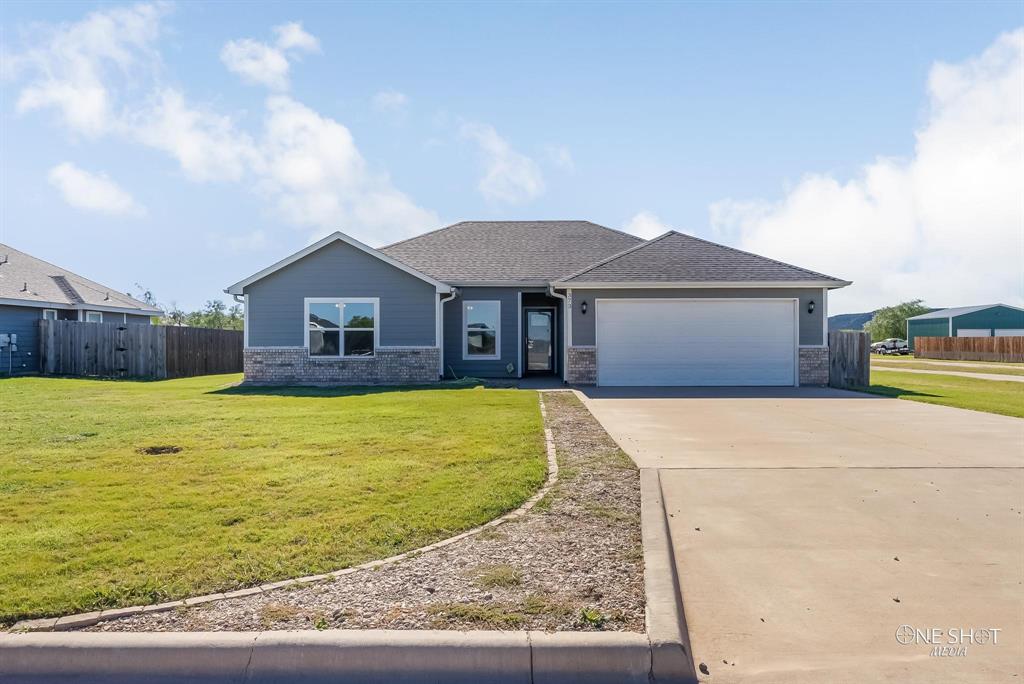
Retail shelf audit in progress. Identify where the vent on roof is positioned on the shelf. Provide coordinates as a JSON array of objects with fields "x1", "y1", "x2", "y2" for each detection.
[
  {"x1": 0, "y1": 255, "x2": 8, "y2": 267},
  {"x1": 51, "y1": 275, "x2": 85, "y2": 304}
]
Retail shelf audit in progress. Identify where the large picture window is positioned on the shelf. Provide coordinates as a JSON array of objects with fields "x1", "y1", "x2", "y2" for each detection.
[
  {"x1": 463, "y1": 300, "x2": 500, "y2": 360},
  {"x1": 305, "y1": 298, "x2": 378, "y2": 357}
]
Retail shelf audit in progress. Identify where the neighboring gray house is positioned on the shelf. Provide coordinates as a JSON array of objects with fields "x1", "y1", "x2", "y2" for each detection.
[
  {"x1": 0, "y1": 243, "x2": 162, "y2": 374},
  {"x1": 226, "y1": 221, "x2": 850, "y2": 387}
]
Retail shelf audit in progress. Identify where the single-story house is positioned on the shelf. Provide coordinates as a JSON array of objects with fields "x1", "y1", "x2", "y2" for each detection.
[
  {"x1": 906, "y1": 304, "x2": 1024, "y2": 350},
  {"x1": 225, "y1": 221, "x2": 850, "y2": 387},
  {"x1": 0, "y1": 243, "x2": 162, "y2": 374}
]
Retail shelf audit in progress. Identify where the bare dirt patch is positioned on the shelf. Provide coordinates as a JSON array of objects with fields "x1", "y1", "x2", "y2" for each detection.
[
  {"x1": 136, "y1": 445, "x2": 182, "y2": 455},
  {"x1": 86, "y1": 391, "x2": 644, "y2": 632}
]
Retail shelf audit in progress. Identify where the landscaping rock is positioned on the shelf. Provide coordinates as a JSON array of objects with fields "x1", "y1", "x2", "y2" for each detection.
[{"x1": 84, "y1": 391, "x2": 644, "y2": 633}]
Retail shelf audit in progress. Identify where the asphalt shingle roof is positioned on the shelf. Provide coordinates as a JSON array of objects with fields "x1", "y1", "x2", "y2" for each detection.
[
  {"x1": 907, "y1": 304, "x2": 1021, "y2": 320},
  {"x1": 559, "y1": 231, "x2": 848, "y2": 284},
  {"x1": 381, "y1": 221, "x2": 643, "y2": 283},
  {"x1": 0, "y1": 243, "x2": 162, "y2": 313}
]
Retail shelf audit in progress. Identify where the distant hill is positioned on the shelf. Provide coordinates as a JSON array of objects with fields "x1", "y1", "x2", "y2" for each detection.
[{"x1": 828, "y1": 311, "x2": 874, "y2": 332}]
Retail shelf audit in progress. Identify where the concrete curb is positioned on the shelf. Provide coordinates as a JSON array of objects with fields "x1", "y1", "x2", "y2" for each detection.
[
  {"x1": 0, "y1": 630, "x2": 654, "y2": 684},
  {"x1": 10, "y1": 394, "x2": 559, "y2": 635},
  {"x1": 640, "y1": 468, "x2": 699, "y2": 684}
]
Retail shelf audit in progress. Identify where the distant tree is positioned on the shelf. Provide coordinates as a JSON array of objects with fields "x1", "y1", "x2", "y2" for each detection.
[
  {"x1": 133, "y1": 287, "x2": 242, "y2": 330},
  {"x1": 864, "y1": 300, "x2": 930, "y2": 341},
  {"x1": 184, "y1": 300, "x2": 243, "y2": 330},
  {"x1": 162, "y1": 305, "x2": 188, "y2": 327}
]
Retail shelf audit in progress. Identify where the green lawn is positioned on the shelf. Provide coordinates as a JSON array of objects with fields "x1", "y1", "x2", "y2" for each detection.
[
  {"x1": 0, "y1": 375, "x2": 546, "y2": 626},
  {"x1": 864, "y1": 370, "x2": 1024, "y2": 419}
]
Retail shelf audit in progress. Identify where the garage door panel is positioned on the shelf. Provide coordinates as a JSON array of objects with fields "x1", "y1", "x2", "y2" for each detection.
[{"x1": 596, "y1": 299, "x2": 796, "y2": 386}]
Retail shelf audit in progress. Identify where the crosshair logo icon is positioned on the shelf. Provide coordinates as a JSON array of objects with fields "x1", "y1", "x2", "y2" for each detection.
[{"x1": 895, "y1": 625, "x2": 916, "y2": 645}]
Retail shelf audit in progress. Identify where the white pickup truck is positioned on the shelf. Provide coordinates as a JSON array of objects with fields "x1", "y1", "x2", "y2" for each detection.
[{"x1": 871, "y1": 338, "x2": 910, "y2": 355}]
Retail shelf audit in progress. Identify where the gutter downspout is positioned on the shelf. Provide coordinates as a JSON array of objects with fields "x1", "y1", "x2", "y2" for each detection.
[
  {"x1": 438, "y1": 288, "x2": 459, "y2": 379},
  {"x1": 548, "y1": 284, "x2": 568, "y2": 383},
  {"x1": 232, "y1": 294, "x2": 247, "y2": 348}
]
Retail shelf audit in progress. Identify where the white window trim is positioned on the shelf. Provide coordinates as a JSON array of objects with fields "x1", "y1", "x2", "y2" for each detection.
[
  {"x1": 42, "y1": 309, "x2": 58, "y2": 321},
  {"x1": 463, "y1": 300, "x2": 501, "y2": 361},
  {"x1": 303, "y1": 297, "x2": 380, "y2": 359},
  {"x1": 85, "y1": 311, "x2": 103, "y2": 323}
]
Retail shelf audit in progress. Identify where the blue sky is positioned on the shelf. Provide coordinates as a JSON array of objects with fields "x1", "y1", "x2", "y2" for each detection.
[{"x1": 2, "y1": 1, "x2": 1021, "y2": 314}]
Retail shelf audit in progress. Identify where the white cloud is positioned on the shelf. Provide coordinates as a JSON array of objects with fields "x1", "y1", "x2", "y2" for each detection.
[
  {"x1": 48, "y1": 162, "x2": 144, "y2": 216},
  {"x1": 3, "y1": 2, "x2": 168, "y2": 136},
  {"x1": 7, "y1": 7, "x2": 437, "y2": 247},
  {"x1": 372, "y1": 89, "x2": 408, "y2": 113},
  {"x1": 219, "y1": 22, "x2": 319, "y2": 91},
  {"x1": 220, "y1": 38, "x2": 291, "y2": 90},
  {"x1": 273, "y1": 22, "x2": 320, "y2": 54},
  {"x1": 710, "y1": 29, "x2": 1024, "y2": 314},
  {"x1": 623, "y1": 211, "x2": 671, "y2": 239},
  {"x1": 460, "y1": 122, "x2": 544, "y2": 204},
  {"x1": 258, "y1": 95, "x2": 439, "y2": 241},
  {"x1": 544, "y1": 144, "x2": 575, "y2": 172},
  {"x1": 128, "y1": 88, "x2": 259, "y2": 182}
]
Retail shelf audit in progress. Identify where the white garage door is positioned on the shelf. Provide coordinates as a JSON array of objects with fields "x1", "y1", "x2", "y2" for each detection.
[
  {"x1": 956, "y1": 329, "x2": 991, "y2": 337},
  {"x1": 595, "y1": 299, "x2": 797, "y2": 386}
]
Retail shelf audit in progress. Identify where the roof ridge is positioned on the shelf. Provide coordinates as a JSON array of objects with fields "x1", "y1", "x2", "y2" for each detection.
[
  {"x1": 380, "y1": 220, "x2": 643, "y2": 252},
  {"x1": 671, "y1": 231, "x2": 845, "y2": 282},
  {"x1": 556, "y1": 231, "x2": 676, "y2": 281}
]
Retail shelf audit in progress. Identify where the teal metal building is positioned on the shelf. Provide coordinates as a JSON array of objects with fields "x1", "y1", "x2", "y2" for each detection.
[{"x1": 906, "y1": 304, "x2": 1024, "y2": 350}]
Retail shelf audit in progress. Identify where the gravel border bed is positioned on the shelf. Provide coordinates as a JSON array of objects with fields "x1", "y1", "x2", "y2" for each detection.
[{"x1": 85, "y1": 391, "x2": 644, "y2": 633}]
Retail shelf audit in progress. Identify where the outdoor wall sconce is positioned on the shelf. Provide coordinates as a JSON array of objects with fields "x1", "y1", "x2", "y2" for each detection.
[
  {"x1": 581, "y1": 300, "x2": 588, "y2": 315},
  {"x1": 807, "y1": 300, "x2": 816, "y2": 314}
]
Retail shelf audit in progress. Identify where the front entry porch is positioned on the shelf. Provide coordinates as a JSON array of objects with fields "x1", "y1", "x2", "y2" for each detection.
[{"x1": 520, "y1": 292, "x2": 564, "y2": 380}]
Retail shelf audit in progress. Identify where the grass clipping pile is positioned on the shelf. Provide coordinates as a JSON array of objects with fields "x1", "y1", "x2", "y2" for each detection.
[{"x1": 88, "y1": 391, "x2": 644, "y2": 632}]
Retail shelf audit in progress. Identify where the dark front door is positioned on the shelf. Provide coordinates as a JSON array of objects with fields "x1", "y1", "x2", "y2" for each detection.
[{"x1": 525, "y1": 309, "x2": 555, "y2": 373}]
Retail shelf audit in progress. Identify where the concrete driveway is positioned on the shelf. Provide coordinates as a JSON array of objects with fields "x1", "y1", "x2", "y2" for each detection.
[{"x1": 579, "y1": 387, "x2": 1024, "y2": 684}]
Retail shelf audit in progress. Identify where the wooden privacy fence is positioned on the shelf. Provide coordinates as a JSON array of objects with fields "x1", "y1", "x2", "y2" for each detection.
[
  {"x1": 39, "y1": 320, "x2": 243, "y2": 379},
  {"x1": 915, "y1": 336, "x2": 1024, "y2": 362},
  {"x1": 829, "y1": 330, "x2": 870, "y2": 389}
]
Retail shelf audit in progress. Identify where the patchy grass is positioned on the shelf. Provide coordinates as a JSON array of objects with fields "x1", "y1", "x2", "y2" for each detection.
[
  {"x1": 0, "y1": 374, "x2": 546, "y2": 626},
  {"x1": 259, "y1": 602, "x2": 302, "y2": 628},
  {"x1": 864, "y1": 370, "x2": 1024, "y2": 418},
  {"x1": 872, "y1": 358, "x2": 1024, "y2": 376},
  {"x1": 472, "y1": 564, "x2": 522, "y2": 589},
  {"x1": 872, "y1": 353, "x2": 1024, "y2": 367},
  {"x1": 428, "y1": 593, "x2": 575, "y2": 630}
]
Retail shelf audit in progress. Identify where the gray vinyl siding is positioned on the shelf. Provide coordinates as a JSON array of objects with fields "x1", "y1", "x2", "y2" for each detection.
[
  {"x1": 124, "y1": 313, "x2": 154, "y2": 325},
  {"x1": 244, "y1": 240, "x2": 437, "y2": 348},
  {"x1": 569, "y1": 288, "x2": 825, "y2": 346},
  {"x1": 0, "y1": 304, "x2": 45, "y2": 374},
  {"x1": 442, "y1": 287, "x2": 522, "y2": 379}
]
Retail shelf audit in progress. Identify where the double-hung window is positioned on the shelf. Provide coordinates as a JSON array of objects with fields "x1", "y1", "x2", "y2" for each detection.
[
  {"x1": 85, "y1": 311, "x2": 103, "y2": 323},
  {"x1": 42, "y1": 309, "x2": 58, "y2": 321},
  {"x1": 305, "y1": 298, "x2": 378, "y2": 357},
  {"x1": 463, "y1": 300, "x2": 500, "y2": 360}
]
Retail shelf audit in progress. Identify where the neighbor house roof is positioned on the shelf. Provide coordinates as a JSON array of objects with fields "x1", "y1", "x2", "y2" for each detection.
[
  {"x1": 555, "y1": 231, "x2": 850, "y2": 286},
  {"x1": 0, "y1": 243, "x2": 162, "y2": 314},
  {"x1": 380, "y1": 221, "x2": 643, "y2": 283},
  {"x1": 906, "y1": 304, "x2": 1024, "y2": 320}
]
